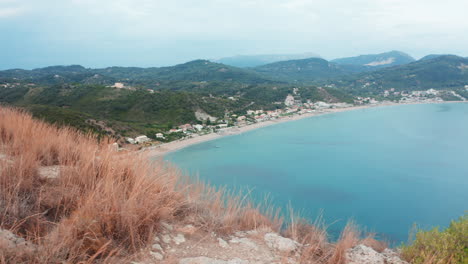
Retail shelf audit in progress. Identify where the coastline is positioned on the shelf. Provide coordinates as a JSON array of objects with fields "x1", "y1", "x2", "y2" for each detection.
[{"x1": 144, "y1": 101, "x2": 466, "y2": 158}]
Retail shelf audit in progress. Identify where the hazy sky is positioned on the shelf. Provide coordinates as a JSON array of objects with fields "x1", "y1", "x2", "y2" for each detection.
[{"x1": 1, "y1": 0, "x2": 468, "y2": 69}]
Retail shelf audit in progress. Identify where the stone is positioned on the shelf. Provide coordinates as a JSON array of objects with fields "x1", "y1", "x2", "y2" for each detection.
[
  {"x1": 229, "y1": 237, "x2": 258, "y2": 250},
  {"x1": 218, "y1": 238, "x2": 229, "y2": 248},
  {"x1": 162, "y1": 234, "x2": 172, "y2": 244},
  {"x1": 150, "y1": 251, "x2": 164, "y2": 261},
  {"x1": 178, "y1": 224, "x2": 197, "y2": 235},
  {"x1": 151, "y1": 243, "x2": 164, "y2": 252},
  {"x1": 38, "y1": 165, "x2": 62, "y2": 179},
  {"x1": 264, "y1": 233, "x2": 297, "y2": 253},
  {"x1": 161, "y1": 222, "x2": 173, "y2": 231},
  {"x1": 0, "y1": 229, "x2": 36, "y2": 252},
  {"x1": 179, "y1": 257, "x2": 249, "y2": 264},
  {"x1": 346, "y1": 244, "x2": 408, "y2": 264},
  {"x1": 173, "y1": 233, "x2": 186, "y2": 245}
]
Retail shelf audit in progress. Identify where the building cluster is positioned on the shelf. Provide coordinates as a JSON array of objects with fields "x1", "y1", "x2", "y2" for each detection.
[
  {"x1": 124, "y1": 93, "x2": 358, "y2": 145},
  {"x1": 0, "y1": 82, "x2": 32, "y2": 88}
]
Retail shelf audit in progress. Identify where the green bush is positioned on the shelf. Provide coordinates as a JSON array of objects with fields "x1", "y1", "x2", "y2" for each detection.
[{"x1": 402, "y1": 215, "x2": 467, "y2": 264}]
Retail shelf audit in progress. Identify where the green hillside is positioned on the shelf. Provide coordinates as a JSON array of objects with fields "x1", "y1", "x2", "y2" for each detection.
[
  {"x1": 327, "y1": 55, "x2": 468, "y2": 94},
  {"x1": 252, "y1": 57, "x2": 368, "y2": 83},
  {"x1": 215, "y1": 53, "x2": 321, "y2": 68},
  {"x1": 331, "y1": 51, "x2": 415, "y2": 68}
]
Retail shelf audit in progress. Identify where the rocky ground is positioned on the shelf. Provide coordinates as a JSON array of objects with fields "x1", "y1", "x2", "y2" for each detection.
[{"x1": 131, "y1": 223, "x2": 409, "y2": 264}]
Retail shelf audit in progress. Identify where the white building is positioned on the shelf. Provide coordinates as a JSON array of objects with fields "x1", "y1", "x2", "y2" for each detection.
[
  {"x1": 284, "y1": 94, "x2": 295, "y2": 106},
  {"x1": 155, "y1": 133, "x2": 164, "y2": 139},
  {"x1": 135, "y1": 135, "x2": 150, "y2": 144},
  {"x1": 111, "y1": 82, "x2": 125, "y2": 89},
  {"x1": 314, "y1": 101, "x2": 330, "y2": 109},
  {"x1": 237, "y1": 115, "x2": 246, "y2": 121},
  {"x1": 126, "y1": 137, "x2": 136, "y2": 144},
  {"x1": 193, "y1": 124, "x2": 204, "y2": 131}
]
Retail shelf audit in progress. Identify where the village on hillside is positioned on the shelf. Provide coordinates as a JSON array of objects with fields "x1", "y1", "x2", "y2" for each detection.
[{"x1": 124, "y1": 87, "x2": 466, "y2": 147}]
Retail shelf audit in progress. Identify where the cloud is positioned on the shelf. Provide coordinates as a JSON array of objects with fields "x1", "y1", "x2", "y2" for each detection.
[
  {"x1": 1, "y1": 0, "x2": 468, "y2": 68},
  {"x1": 0, "y1": 0, "x2": 25, "y2": 18}
]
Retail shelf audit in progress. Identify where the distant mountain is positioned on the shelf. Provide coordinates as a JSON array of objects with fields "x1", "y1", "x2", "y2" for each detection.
[
  {"x1": 214, "y1": 53, "x2": 321, "y2": 68},
  {"x1": 332, "y1": 51, "x2": 415, "y2": 68},
  {"x1": 0, "y1": 60, "x2": 273, "y2": 86},
  {"x1": 329, "y1": 55, "x2": 468, "y2": 92},
  {"x1": 252, "y1": 57, "x2": 369, "y2": 82},
  {"x1": 419, "y1": 54, "x2": 453, "y2": 61}
]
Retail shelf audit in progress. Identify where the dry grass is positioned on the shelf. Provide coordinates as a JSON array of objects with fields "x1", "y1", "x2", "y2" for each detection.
[
  {"x1": 0, "y1": 107, "x2": 390, "y2": 263},
  {"x1": 284, "y1": 207, "x2": 378, "y2": 264}
]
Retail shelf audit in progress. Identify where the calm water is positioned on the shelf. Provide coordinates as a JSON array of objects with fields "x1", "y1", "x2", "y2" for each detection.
[{"x1": 164, "y1": 103, "x2": 468, "y2": 243}]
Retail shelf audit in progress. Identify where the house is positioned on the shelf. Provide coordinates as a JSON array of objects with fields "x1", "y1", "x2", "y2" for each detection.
[
  {"x1": 155, "y1": 133, "x2": 164, "y2": 139},
  {"x1": 135, "y1": 135, "x2": 150, "y2": 144},
  {"x1": 237, "y1": 116, "x2": 246, "y2": 121},
  {"x1": 217, "y1": 124, "x2": 228, "y2": 128},
  {"x1": 314, "y1": 101, "x2": 330, "y2": 109},
  {"x1": 111, "y1": 82, "x2": 125, "y2": 89},
  {"x1": 193, "y1": 124, "x2": 204, "y2": 131},
  {"x1": 284, "y1": 94, "x2": 295, "y2": 106},
  {"x1": 178, "y1": 124, "x2": 193, "y2": 131}
]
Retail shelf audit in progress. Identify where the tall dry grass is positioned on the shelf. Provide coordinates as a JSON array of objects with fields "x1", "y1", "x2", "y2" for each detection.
[
  {"x1": 0, "y1": 107, "x2": 186, "y2": 262},
  {"x1": 0, "y1": 107, "x2": 286, "y2": 262},
  {"x1": 0, "y1": 107, "x2": 389, "y2": 263}
]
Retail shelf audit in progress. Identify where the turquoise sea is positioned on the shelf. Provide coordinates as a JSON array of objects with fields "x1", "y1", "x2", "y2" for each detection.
[{"x1": 164, "y1": 103, "x2": 468, "y2": 243}]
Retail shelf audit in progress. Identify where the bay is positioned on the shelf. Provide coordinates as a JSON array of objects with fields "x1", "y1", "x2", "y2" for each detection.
[{"x1": 164, "y1": 103, "x2": 468, "y2": 243}]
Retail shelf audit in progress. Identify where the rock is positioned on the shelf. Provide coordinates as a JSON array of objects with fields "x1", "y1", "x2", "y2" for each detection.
[
  {"x1": 151, "y1": 243, "x2": 164, "y2": 252},
  {"x1": 246, "y1": 230, "x2": 258, "y2": 236},
  {"x1": 229, "y1": 237, "x2": 258, "y2": 250},
  {"x1": 38, "y1": 165, "x2": 62, "y2": 179},
  {"x1": 162, "y1": 234, "x2": 172, "y2": 244},
  {"x1": 179, "y1": 257, "x2": 249, "y2": 264},
  {"x1": 150, "y1": 251, "x2": 164, "y2": 261},
  {"x1": 178, "y1": 224, "x2": 197, "y2": 235},
  {"x1": 234, "y1": 231, "x2": 246, "y2": 237},
  {"x1": 0, "y1": 229, "x2": 36, "y2": 252},
  {"x1": 347, "y1": 244, "x2": 408, "y2": 264},
  {"x1": 264, "y1": 233, "x2": 297, "y2": 253},
  {"x1": 161, "y1": 222, "x2": 173, "y2": 231},
  {"x1": 173, "y1": 233, "x2": 186, "y2": 245},
  {"x1": 382, "y1": 248, "x2": 410, "y2": 264},
  {"x1": 218, "y1": 238, "x2": 229, "y2": 248}
]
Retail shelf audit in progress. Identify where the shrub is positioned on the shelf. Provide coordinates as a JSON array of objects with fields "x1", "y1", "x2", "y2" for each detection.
[{"x1": 401, "y1": 215, "x2": 468, "y2": 264}]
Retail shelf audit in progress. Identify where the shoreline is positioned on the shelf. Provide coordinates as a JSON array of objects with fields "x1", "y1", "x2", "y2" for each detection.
[{"x1": 144, "y1": 101, "x2": 466, "y2": 158}]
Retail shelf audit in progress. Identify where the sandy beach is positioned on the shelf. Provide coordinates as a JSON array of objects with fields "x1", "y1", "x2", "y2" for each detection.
[
  {"x1": 144, "y1": 103, "x2": 388, "y2": 158},
  {"x1": 144, "y1": 100, "x2": 468, "y2": 158}
]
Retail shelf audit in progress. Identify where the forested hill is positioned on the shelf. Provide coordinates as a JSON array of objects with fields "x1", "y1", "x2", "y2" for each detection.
[
  {"x1": 2, "y1": 54, "x2": 467, "y2": 139},
  {"x1": 326, "y1": 55, "x2": 468, "y2": 93},
  {"x1": 214, "y1": 53, "x2": 321, "y2": 68},
  {"x1": 0, "y1": 60, "x2": 352, "y2": 140},
  {"x1": 0, "y1": 60, "x2": 274, "y2": 87},
  {"x1": 331, "y1": 51, "x2": 415, "y2": 68},
  {"x1": 252, "y1": 57, "x2": 370, "y2": 82}
]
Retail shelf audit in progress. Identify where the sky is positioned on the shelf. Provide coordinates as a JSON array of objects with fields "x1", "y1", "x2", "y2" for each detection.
[{"x1": 1, "y1": 0, "x2": 468, "y2": 69}]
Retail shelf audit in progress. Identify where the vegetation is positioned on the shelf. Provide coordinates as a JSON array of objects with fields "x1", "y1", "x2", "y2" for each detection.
[
  {"x1": 252, "y1": 57, "x2": 369, "y2": 83},
  {"x1": 0, "y1": 79, "x2": 352, "y2": 139},
  {"x1": 328, "y1": 55, "x2": 468, "y2": 94},
  {"x1": 2, "y1": 55, "x2": 466, "y2": 140},
  {"x1": 0, "y1": 107, "x2": 385, "y2": 263},
  {"x1": 401, "y1": 215, "x2": 467, "y2": 264},
  {"x1": 331, "y1": 50, "x2": 415, "y2": 68}
]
